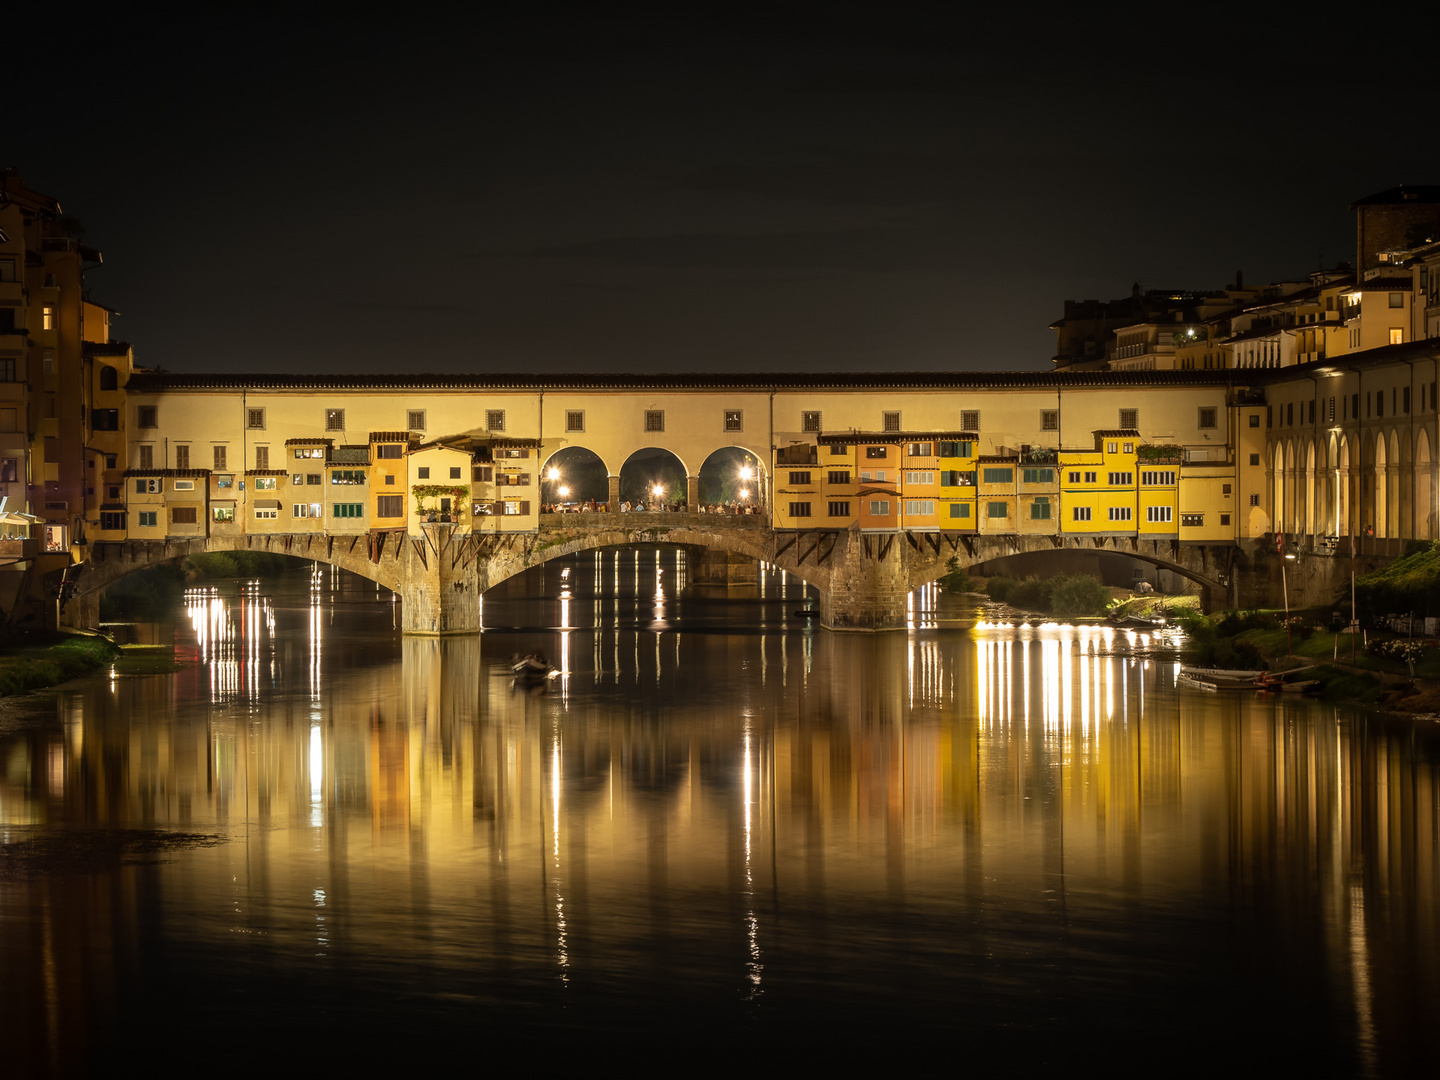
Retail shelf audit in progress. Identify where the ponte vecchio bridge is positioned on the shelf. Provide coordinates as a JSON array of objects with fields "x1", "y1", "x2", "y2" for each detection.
[{"x1": 49, "y1": 351, "x2": 1440, "y2": 632}]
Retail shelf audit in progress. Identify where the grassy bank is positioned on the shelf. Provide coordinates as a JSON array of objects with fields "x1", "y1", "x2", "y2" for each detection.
[
  {"x1": 1181, "y1": 607, "x2": 1440, "y2": 709},
  {"x1": 0, "y1": 633, "x2": 118, "y2": 697}
]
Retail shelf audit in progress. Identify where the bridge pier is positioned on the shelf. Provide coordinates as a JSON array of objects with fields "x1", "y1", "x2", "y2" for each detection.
[
  {"x1": 59, "y1": 589, "x2": 101, "y2": 633},
  {"x1": 398, "y1": 525, "x2": 480, "y2": 635},
  {"x1": 818, "y1": 538, "x2": 911, "y2": 631}
]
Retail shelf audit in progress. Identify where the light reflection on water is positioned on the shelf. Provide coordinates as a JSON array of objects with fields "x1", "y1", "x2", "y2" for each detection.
[{"x1": 0, "y1": 550, "x2": 1437, "y2": 1076}]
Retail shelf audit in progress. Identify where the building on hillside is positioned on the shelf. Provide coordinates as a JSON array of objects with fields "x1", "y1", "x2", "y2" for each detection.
[
  {"x1": 1352, "y1": 186, "x2": 1440, "y2": 275},
  {"x1": 0, "y1": 171, "x2": 129, "y2": 620}
]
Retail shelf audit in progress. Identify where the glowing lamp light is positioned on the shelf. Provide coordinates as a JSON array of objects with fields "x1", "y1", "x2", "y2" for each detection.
[
  {"x1": 558, "y1": 485, "x2": 570, "y2": 498},
  {"x1": 652, "y1": 484, "x2": 664, "y2": 498},
  {"x1": 547, "y1": 467, "x2": 560, "y2": 481},
  {"x1": 739, "y1": 488, "x2": 749, "y2": 500},
  {"x1": 739, "y1": 465, "x2": 753, "y2": 480}
]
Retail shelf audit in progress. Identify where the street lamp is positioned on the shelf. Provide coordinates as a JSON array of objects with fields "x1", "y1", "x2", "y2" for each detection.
[{"x1": 547, "y1": 467, "x2": 560, "y2": 481}]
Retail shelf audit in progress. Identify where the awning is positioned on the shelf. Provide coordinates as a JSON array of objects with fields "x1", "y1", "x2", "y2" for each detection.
[{"x1": 254, "y1": 499, "x2": 281, "y2": 509}]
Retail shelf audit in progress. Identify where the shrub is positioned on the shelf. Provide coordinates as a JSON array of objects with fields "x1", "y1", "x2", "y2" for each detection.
[
  {"x1": 1048, "y1": 574, "x2": 1109, "y2": 616},
  {"x1": 986, "y1": 576, "x2": 1018, "y2": 602},
  {"x1": 1006, "y1": 576, "x2": 1050, "y2": 611},
  {"x1": 939, "y1": 556, "x2": 976, "y2": 594}
]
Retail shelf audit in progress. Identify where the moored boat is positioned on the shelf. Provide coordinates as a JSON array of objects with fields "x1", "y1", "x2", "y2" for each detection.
[{"x1": 511, "y1": 653, "x2": 556, "y2": 680}]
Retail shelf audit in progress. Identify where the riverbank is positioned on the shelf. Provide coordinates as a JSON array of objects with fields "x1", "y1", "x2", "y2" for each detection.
[
  {"x1": 1190, "y1": 611, "x2": 1440, "y2": 716},
  {"x1": 0, "y1": 633, "x2": 118, "y2": 698}
]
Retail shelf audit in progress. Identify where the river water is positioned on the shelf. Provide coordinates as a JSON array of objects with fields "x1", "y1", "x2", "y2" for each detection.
[{"x1": 2, "y1": 549, "x2": 1438, "y2": 1077}]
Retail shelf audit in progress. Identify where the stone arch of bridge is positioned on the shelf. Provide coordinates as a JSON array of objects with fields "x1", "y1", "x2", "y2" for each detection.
[
  {"x1": 69, "y1": 535, "x2": 404, "y2": 610},
  {"x1": 904, "y1": 542, "x2": 1227, "y2": 608},
  {"x1": 476, "y1": 523, "x2": 829, "y2": 597}
]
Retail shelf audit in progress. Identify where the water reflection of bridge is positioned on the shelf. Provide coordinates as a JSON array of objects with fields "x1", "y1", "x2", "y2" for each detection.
[{"x1": 5, "y1": 608, "x2": 1438, "y2": 1073}]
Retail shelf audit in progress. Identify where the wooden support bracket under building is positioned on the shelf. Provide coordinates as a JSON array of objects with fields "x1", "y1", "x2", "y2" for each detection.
[
  {"x1": 905, "y1": 532, "x2": 919, "y2": 551},
  {"x1": 412, "y1": 537, "x2": 428, "y2": 569},
  {"x1": 774, "y1": 534, "x2": 797, "y2": 561},
  {"x1": 798, "y1": 537, "x2": 819, "y2": 565},
  {"x1": 960, "y1": 535, "x2": 974, "y2": 557},
  {"x1": 878, "y1": 534, "x2": 893, "y2": 561},
  {"x1": 817, "y1": 533, "x2": 837, "y2": 565}
]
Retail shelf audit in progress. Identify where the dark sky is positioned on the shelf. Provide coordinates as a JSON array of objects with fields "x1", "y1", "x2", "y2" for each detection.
[{"x1": 10, "y1": 5, "x2": 1433, "y2": 376}]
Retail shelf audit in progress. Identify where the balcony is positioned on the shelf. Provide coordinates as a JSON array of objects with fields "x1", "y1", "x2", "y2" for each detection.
[{"x1": 0, "y1": 536, "x2": 38, "y2": 560}]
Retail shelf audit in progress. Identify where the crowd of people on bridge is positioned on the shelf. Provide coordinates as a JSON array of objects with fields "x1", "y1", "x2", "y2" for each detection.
[{"x1": 540, "y1": 500, "x2": 762, "y2": 515}]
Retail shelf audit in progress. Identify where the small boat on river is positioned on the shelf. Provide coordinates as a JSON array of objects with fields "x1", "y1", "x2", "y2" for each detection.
[
  {"x1": 1110, "y1": 613, "x2": 1167, "y2": 630},
  {"x1": 511, "y1": 652, "x2": 556, "y2": 682},
  {"x1": 1177, "y1": 666, "x2": 1272, "y2": 692}
]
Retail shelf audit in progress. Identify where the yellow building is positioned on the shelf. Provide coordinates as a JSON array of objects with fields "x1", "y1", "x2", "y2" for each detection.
[{"x1": 1058, "y1": 431, "x2": 1139, "y2": 536}]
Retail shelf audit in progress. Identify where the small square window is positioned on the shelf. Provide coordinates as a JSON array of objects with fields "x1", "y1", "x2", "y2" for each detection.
[
  {"x1": 326, "y1": 408, "x2": 345, "y2": 431},
  {"x1": 566, "y1": 410, "x2": 585, "y2": 432},
  {"x1": 961, "y1": 410, "x2": 980, "y2": 431},
  {"x1": 1248, "y1": 414, "x2": 1260, "y2": 428},
  {"x1": 1197, "y1": 407, "x2": 1217, "y2": 429},
  {"x1": 1040, "y1": 410, "x2": 1058, "y2": 431},
  {"x1": 724, "y1": 409, "x2": 743, "y2": 432},
  {"x1": 450, "y1": 467, "x2": 462, "y2": 479},
  {"x1": 247, "y1": 408, "x2": 265, "y2": 430},
  {"x1": 418, "y1": 467, "x2": 430, "y2": 479},
  {"x1": 883, "y1": 411, "x2": 901, "y2": 433},
  {"x1": 645, "y1": 410, "x2": 664, "y2": 433},
  {"x1": 802, "y1": 411, "x2": 822, "y2": 433},
  {"x1": 1119, "y1": 408, "x2": 1138, "y2": 429},
  {"x1": 1249, "y1": 454, "x2": 1260, "y2": 466},
  {"x1": 407, "y1": 410, "x2": 426, "y2": 431},
  {"x1": 487, "y1": 410, "x2": 506, "y2": 432},
  {"x1": 1249, "y1": 494, "x2": 1260, "y2": 506},
  {"x1": 136, "y1": 406, "x2": 157, "y2": 429}
]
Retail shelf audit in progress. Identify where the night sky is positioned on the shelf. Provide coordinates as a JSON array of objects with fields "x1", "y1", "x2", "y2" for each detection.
[{"x1": 10, "y1": 6, "x2": 1432, "y2": 377}]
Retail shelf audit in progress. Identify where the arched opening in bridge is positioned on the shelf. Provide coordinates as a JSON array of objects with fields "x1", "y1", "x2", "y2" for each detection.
[
  {"x1": 1373, "y1": 433, "x2": 1388, "y2": 538},
  {"x1": 697, "y1": 446, "x2": 766, "y2": 510},
  {"x1": 1418, "y1": 429, "x2": 1434, "y2": 540},
  {"x1": 1338, "y1": 435, "x2": 1352, "y2": 536},
  {"x1": 619, "y1": 447, "x2": 688, "y2": 509},
  {"x1": 1303, "y1": 440, "x2": 1316, "y2": 536},
  {"x1": 1390, "y1": 429, "x2": 1404, "y2": 540},
  {"x1": 479, "y1": 545, "x2": 816, "y2": 634},
  {"x1": 540, "y1": 446, "x2": 608, "y2": 507},
  {"x1": 967, "y1": 546, "x2": 1218, "y2": 605},
  {"x1": 1272, "y1": 443, "x2": 1286, "y2": 533}
]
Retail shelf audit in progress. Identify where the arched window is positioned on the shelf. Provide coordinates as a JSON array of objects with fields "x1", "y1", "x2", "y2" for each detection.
[{"x1": 99, "y1": 366, "x2": 118, "y2": 391}]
